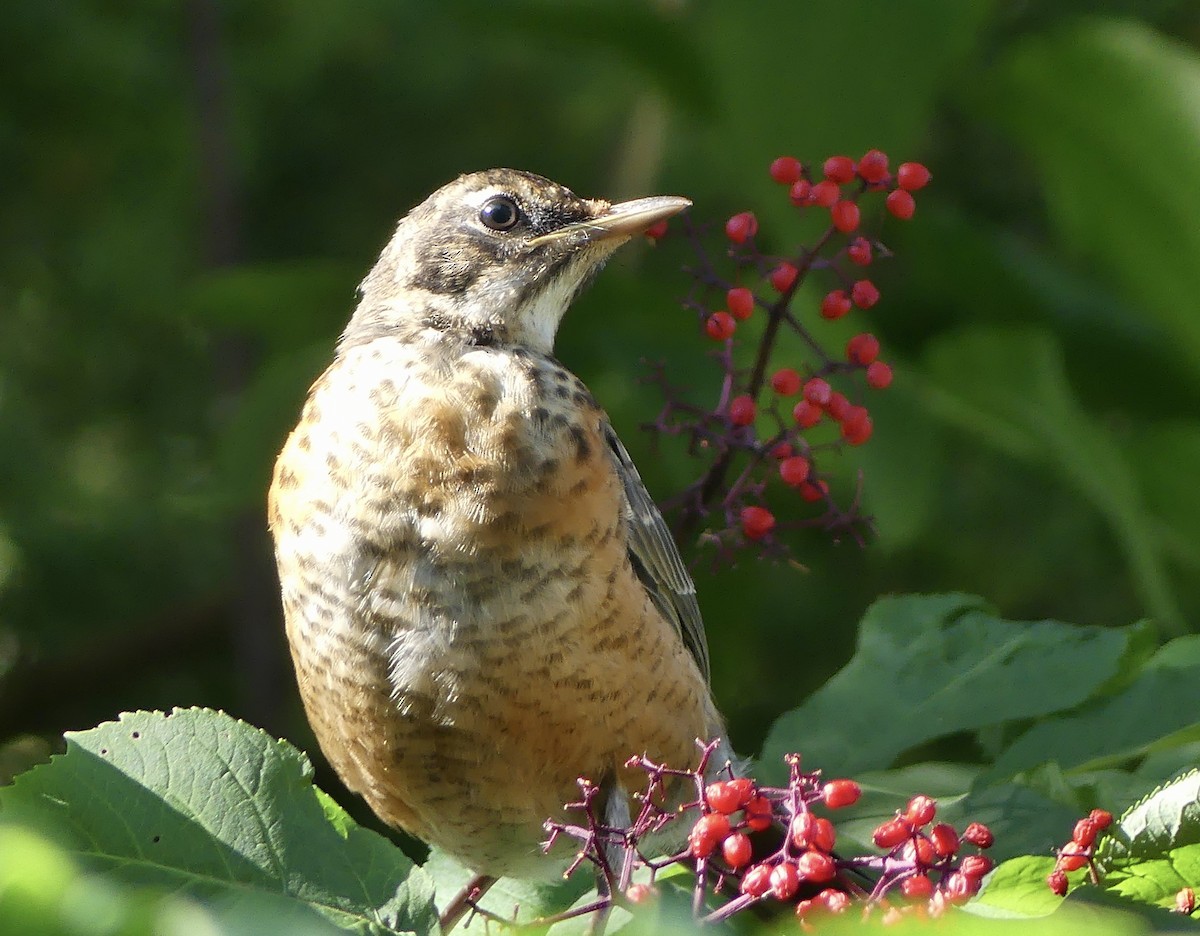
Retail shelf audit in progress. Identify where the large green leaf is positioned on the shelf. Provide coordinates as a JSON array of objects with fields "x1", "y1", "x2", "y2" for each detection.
[
  {"x1": 0, "y1": 709, "x2": 437, "y2": 936},
  {"x1": 986, "y1": 637, "x2": 1200, "y2": 781},
  {"x1": 759, "y1": 594, "x2": 1144, "y2": 779}
]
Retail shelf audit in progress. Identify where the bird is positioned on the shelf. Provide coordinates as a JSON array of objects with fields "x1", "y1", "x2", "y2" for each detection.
[{"x1": 268, "y1": 169, "x2": 728, "y2": 918}]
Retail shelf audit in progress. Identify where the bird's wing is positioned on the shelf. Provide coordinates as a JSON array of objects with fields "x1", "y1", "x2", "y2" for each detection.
[{"x1": 602, "y1": 422, "x2": 710, "y2": 683}]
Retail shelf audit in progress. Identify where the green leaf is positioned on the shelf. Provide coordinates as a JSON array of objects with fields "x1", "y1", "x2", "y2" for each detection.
[
  {"x1": 972, "y1": 855, "x2": 1062, "y2": 918},
  {"x1": 1102, "y1": 769, "x2": 1200, "y2": 862},
  {"x1": 0, "y1": 709, "x2": 438, "y2": 936},
  {"x1": 986, "y1": 639, "x2": 1200, "y2": 782},
  {"x1": 423, "y1": 848, "x2": 595, "y2": 933},
  {"x1": 759, "y1": 594, "x2": 1141, "y2": 780},
  {"x1": 918, "y1": 326, "x2": 1185, "y2": 635},
  {"x1": 1103, "y1": 844, "x2": 1200, "y2": 911},
  {"x1": 984, "y1": 18, "x2": 1200, "y2": 375},
  {"x1": 1090, "y1": 769, "x2": 1200, "y2": 913}
]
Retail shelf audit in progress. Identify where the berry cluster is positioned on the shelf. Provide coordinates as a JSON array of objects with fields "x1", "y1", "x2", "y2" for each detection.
[
  {"x1": 644, "y1": 150, "x2": 929, "y2": 557},
  {"x1": 1040, "y1": 809, "x2": 1196, "y2": 917},
  {"x1": 1044, "y1": 808, "x2": 1113, "y2": 896},
  {"x1": 533, "y1": 743, "x2": 997, "y2": 929}
]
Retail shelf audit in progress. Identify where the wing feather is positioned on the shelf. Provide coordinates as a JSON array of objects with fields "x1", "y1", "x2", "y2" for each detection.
[{"x1": 602, "y1": 423, "x2": 710, "y2": 683}]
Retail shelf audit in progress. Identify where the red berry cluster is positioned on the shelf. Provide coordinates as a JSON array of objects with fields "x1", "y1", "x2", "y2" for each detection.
[
  {"x1": 1044, "y1": 808, "x2": 1113, "y2": 896},
  {"x1": 539, "y1": 744, "x2": 996, "y2": 929},
  {"x1": 643, "y1": 150, "x2": 928, "y2": 558}
]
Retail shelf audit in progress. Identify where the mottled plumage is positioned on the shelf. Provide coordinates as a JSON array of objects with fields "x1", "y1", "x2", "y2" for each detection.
[{"x1": 269, "y1": 169, "x2": 725, "y2": 881}]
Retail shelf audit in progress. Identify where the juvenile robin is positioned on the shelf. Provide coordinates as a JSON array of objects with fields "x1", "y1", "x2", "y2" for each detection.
[{"x1": 268, "y1": 169, "x2": 728, "y2": 911}]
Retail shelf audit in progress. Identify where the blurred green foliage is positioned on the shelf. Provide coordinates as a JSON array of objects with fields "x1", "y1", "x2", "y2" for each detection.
[{"x1": 2, "y1": 0, "x2": 1200, "y2": 841}]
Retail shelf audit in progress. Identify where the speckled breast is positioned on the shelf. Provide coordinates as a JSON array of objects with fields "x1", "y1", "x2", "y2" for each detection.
[{"x1": 269, "y1": 336, "x2": 712, "y2": 876}]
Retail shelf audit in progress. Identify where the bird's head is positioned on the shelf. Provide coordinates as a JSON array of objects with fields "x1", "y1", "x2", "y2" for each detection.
[{"x1": 344, "y1": 169, "x2": 690, "y2": 354}]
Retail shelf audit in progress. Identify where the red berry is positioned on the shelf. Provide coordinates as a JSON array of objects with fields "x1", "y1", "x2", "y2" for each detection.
[
  {"x1": 725, "y1": 211, "x2": 758, "y2": 243},
  {"x1": 729, "y1": 394, "x2": 756, "y2": 426},
  {"x1": 1072, "y1": 818, "x2": 1098, "y2": 848},
  {"x1": 792, "y1": 400, "x2": 822, "y2": 429},
  {"x1": 1056, "y1": 842, "x2": 1088, "y2": 873},
  {"x1": 770, "y1": 156, "x2": 804, "y2": 185},
  {"x1": 770, "y1": 441, "x2": 794, "y2": 460},
  {"x1": 897, "y1": 162, "x2": 931, "y2": 191},
  {"x1": 725, "y1": 777, "x2": 756, "y2": 808},
  {"x1": 820, "y1": 290, "x2": 852, "y2": 319},
  {"x1": 705, "y1": 780, "x2": 744, "y2": 814},
  {"x1": 770, "y1": 861, "x2": 800, "y2": 900},
  {"x1": 847, "y1": 237, "x2": 872, "y2": 266},
  {"x1": 857, "y1": 149, "x2": 890, "y2": 184},
  {"x1": 790, "y1": 812, "x2": 818, "y2": 849},
  {"x1": 821, "y1": 779, "x2": 861, "y2": 809},
  {"x1": 803, "y1": 377, "x2": 832, "y2": 406},
  {"x1": 1089, "y1": 809, "x2": 1113, "y2": 830},
  {"x1": 825, "y1": 392, "x2": 852, "y2": 421},
  {"x1": 960, "y1": 855, "x2": 994, "y2": 880},
  {"x1": 688, "y1": 812, "x2": 731, "y2": 858},
  {"x1": 810, "y1": 179, "x2": 840, "y2": 207},
  {"x1": 722, "y1": 832, "x2": 753, "y2": 869},
  {"x1": 789, "y1": 179, "x2": 812, "y2": 206},
  {"x1": 741, "y1": 863, "x2": 772, "y2": 898},
  {"x1": 843, "y1": 410, "x2": 873, "y2": 446},
  {"x1": 904, "y1": 796, "x2": 937, "y2": 829},
  {"x1": 901, "y1": 875, "x2": 933, "y2": 900},
  {"x1": 818, "y1": 889, "x2": 850, "y2": 913},
  {"x1": 779, "y1": 456, "x2": 811, "y2": 487},
  {"x1": 644, "y1": 219, "x2": 669, "y2": 241},
  {"x1": 771, "y1": 367, "x2": 802, "y2": 396},
  {"x1": 873, "y1": 819, "x2": 910, "y2": 849},
  {"x1": 796, "y1": 850, "x2": 837, "y2": 883},
  {"x1": 705, "y1": 311, "x2": 736, "y2": 341},
  {"x1": 625, "y1": 882, "x2": 657, "y2": 904},
  {"x1": 830, "y1": 200, "x2": 860, "y2": 234},
  {"x1": 1175, "y1": 887, "x2": 1195, "y2": 915},
  {"x1": 866, "y1": 360, "x2": 893, "y2": 389},
  {"x1": 929, "y1": 823, "x2": 960, "y2": 858},
  {"x1": 846, "y1": 333, "x2": 880, "y2": 365},
  {"x1": 726, "y1": 286, "x2": 755, "y2": 320},
  {"x1": 811, "y1": 817, "x2": 836, "y2": 853},
  {"x1": 793, "y1": 814, "x2": 837, "y2": 852},
  {"x1": 823, "y1": 155, "x2": 856, "y2": 183},
  {"x1": 745, "y1": 795, "x2": 774, "y2": 831},
  {"x1": 741, "y1": 506, "x2": 775, "y2": 540},
  {"x1": 943, "y1": 871, "x2": 976, "y2": 904},
  {"x1": 886, "y1": 189, "x2": 916, "y2": 220},
  {"x1": 962, "y1": 823, "x2": 993, "y2": 849},
  {"x1": 1047, "y1": 870, "x2": 1069, "y2": 896},
  {"x1": 770, "y1": 262, "x2": 799, "y2": 292},
  {"x1": 850, "y1": 279, "x2": 880, "y2": 309},
  {"x1": 799, "y1": 479, "x2": 828, "y2": 502},
  {"x1": 901, "y1": 835, "x2": 937, "y2": 868}
]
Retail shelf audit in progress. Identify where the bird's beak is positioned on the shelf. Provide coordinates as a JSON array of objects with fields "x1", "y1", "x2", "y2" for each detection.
[{"x1": 527, "y1": 195, "x2": 692, "y2": 247}]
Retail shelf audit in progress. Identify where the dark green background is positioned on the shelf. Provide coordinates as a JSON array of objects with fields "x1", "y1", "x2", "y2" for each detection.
[{"x1": 3, "y1": 0, "x2": 1199, "y2": 838}]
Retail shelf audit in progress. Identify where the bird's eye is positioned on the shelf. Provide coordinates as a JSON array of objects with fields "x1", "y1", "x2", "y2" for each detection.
[{"x1": 479, "y1": 196, "x2": 520, "y2": 232}]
